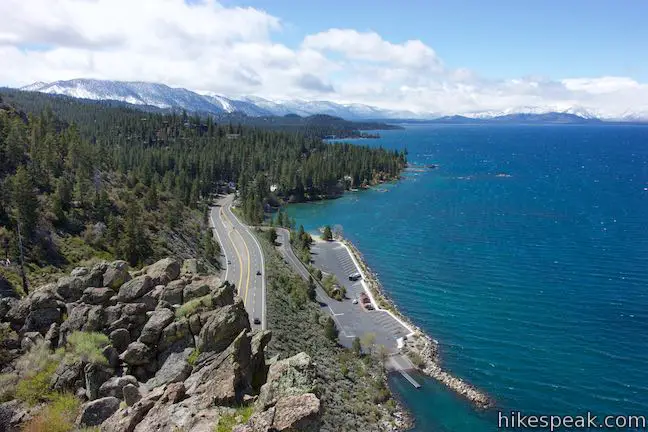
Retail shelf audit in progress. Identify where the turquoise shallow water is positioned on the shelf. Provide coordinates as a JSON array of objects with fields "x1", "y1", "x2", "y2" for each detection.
[{"x1": 286, "y1": 125, "x2": 648, "y2": 431}]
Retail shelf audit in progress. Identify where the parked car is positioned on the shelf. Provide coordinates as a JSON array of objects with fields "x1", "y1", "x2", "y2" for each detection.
[
  {"x1": 348, "y1": 272, "x2": 362, "y2": 281},
  {"x1": 253, "y1": 317, "x2": 261, "y2": 325},
  {"x1": 352, "y1": 298, "x2": 358, "y2": 304}
]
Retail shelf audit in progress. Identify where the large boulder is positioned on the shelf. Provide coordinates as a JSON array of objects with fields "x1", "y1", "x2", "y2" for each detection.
[
  {"x1": 109, "y1": 303, "x2": 149, "y2": 340},
  {"x1": 138, "y1": 308, "x2": 174, "y2": 345},
  {"x1": 0, "y1": 297, "x2": 18, "y2": 321},
  {"x1": 185, "y1": 330, "x2": 252, "y2": 407},
  {"x1": 85, "y1": 362, "x2": 114, "y2": 401},
  {"x1": 22, "y1": 307, "x2": 62, "y2": 334},
  {"x1": 181, "y1": 258, "x2": 204, "y2": 275},
  {"x1": 120, "y1": 341, "x2": 153, "y2": 366},
  {"x1": 182, "y1": 282, "x2": 210, "y2": 303},
  {"x1": 257, "y1": 352, "x2": 316, "y2": 410},
  {"x1": 58, "y1": 303, "x2": 92, "y2": 345},
  {"x1": 76, "y1": 396, "x2": 120, "y2": 427},
  {"x1": 81, "y1": 287, "x2": 114, "y2": 305},
  {"x1": 50, "y1": 359, "x2": 85, "y2": 392},
  {"x1": 122, "y1": 384, "x2": 142, "y2": 406},
  {"x1": 101, "y1": 397, "x2": 156, "y2": 432},
  {"x1": 55, "y1": 275, "x2": 86, "y2": 302},
  {"x1": 146, "y1": 258, "x2": 181, "y2": 286},
  {"x1": 84, "y1": 305, "x2": 105, "y2": 332},
  {"x1": 109, "y1": 328, "x2": 131, "y2": 353},
  {"x1": 116, "y1": 276, "x2": 153, "y2": 303},
  {"x1": 145, "y1": 348, "x2": 193, "y2": 390},
  {"x1": 235, "y1": 394, "x2": 321, "y2": 432},
  {"x1": 157, "y1": 319, "x2": 194, "y2": 363},
  {"x1": 212, "y1": 281, "x2": 236, "y2": 307},
  {"x1": 4, "y1": 299, "x2": 29, "y2": 330},
  {"x1": 159, "y1": 280, "x2": 185, "y2": 305},
  {"x1": 272, "y1": 393, "x2": 321, "y2": 432},
  {"x1": 99, "y1": 375, "x2": 138, "y2": 399},
  {"x1": 28, "y1": 288, "x2": 61, "y2": 310},
  {"x1": 250, "y1": 330, "x2": 272, "y2": 391},
  {"x1": 196, "y1": 300, "x2": 250, "y2": 354},
  {"x1": 103, "y1": 260, "x2": 131, "y2": 290}
]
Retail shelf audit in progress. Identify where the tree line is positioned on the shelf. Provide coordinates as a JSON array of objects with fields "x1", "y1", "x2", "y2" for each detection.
[{"x1": 0, "y1": 89, "x2": 405, "y2": 292}]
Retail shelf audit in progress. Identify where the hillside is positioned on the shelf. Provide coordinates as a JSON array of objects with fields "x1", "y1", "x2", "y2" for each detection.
[{"x1": 0, "y1": 89, "x2": 405, "y2": 295}]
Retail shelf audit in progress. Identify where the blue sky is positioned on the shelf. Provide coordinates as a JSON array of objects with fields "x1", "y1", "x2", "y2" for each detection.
[
  {"x1": 222, "y1": 0, "x2": 648, "y2": 81},
  {"x1": 2, "y1": 0, "x2": 647, "y2": 117}
]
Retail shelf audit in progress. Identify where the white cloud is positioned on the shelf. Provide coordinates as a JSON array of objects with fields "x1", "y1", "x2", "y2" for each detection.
[{"x1": 0, "y1": 0, "x2": 647, "y2": 117}]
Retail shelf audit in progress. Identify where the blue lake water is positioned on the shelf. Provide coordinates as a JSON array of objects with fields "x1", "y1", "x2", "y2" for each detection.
[{"x1": 285, "y1": 124, "x2": 648, "y2": 431}]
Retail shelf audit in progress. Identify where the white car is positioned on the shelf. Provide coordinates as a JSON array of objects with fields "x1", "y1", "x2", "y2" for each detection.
[{"x1": 352, "y1": 299, "x2": 358, "y2": 304}]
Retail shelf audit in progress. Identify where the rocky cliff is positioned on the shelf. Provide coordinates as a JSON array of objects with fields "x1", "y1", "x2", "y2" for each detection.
[{"x1": 0, "y1": 257, "x2": 320, "y2": 432}]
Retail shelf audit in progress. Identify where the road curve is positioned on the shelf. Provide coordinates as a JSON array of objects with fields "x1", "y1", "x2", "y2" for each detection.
[{"x1": 210, "y1": 194, "x2": 266, "y2": 330}]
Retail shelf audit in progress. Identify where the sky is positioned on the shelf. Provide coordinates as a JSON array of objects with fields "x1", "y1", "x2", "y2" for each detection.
[{"x1": 1, "y1": 0, "x2": 647, "y2": 117}]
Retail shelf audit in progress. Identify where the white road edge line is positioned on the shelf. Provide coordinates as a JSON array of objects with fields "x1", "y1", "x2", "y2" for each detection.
[{"x1": 210, "y1": 207, "x2": 230, "y2": 283}]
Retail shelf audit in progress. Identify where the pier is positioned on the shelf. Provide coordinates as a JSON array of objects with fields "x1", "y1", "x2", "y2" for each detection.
[{"x1": 386, "y1": 353, "x2": 421, "y2": 389}]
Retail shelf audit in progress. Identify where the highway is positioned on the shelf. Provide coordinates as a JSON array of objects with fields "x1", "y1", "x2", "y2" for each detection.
[{"x1": 210, "y1": 194, "x2": 266, "y2": 330}]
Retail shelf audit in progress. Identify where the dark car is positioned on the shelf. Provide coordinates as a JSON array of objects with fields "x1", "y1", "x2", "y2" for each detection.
[
  {"x1": 253, "y1": 317, "x2": 261, "y2": 325},
  {"x1": 256, "y1": 270, "x2": 262, "y2": 276}
]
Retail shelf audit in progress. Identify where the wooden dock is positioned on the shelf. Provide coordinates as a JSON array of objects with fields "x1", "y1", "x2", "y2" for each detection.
[
  {"x1": 399, "y1": 369, "x2": 421, "y2": 388},
  {"x1": 386, "y1": 354, "x2": 421, "y2": 389}
]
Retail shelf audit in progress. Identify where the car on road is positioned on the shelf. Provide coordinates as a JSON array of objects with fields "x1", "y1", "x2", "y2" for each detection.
[
  {"x1": 256, "y1": 270, "x2": 262, "y2": 276},
  {"x1": 227, "y1": 260, "x2": 231, "y2": 264},
  {"x1": 253, "y1": 317, "x2": 261, "y2": 325},
  {"x1": 348, "y1": 272, "x2": 362, "y2": 281},
  {"x1": 352, "y1": 298, "x2": 358, "y2": 304}
]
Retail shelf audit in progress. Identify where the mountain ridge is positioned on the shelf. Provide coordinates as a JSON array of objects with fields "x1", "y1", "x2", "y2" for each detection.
[{"x1": 19, "y1": 78, "x2": 648, "y2": 122}]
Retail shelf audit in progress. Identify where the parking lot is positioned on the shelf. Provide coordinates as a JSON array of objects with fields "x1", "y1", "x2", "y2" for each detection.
[{"x1": 310, "y1": 240, "x2": 411, "y2": 351}]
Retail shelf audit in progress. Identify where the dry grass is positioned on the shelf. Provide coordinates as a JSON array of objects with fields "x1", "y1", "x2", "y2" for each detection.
[{"x1": 22, "y1": 392, "x2": 81, "y2": 432}]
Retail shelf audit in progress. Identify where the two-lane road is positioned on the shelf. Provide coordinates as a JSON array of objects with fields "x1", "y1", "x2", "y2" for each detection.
[{"x1": 210, "y1": 194, "x2": 266, "y2": 330}]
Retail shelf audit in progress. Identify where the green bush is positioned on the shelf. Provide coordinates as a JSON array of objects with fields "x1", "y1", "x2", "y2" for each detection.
[
  {"x1": 65, "y1": 331, "x2": 110, "y2": 365},
  {"x1": 176, "y1": 294, "x2": 213, "y2": 318},
  {"x1": 0, "y1": 373, "x2": 18, "y2": 402},
  {"x1": 15, "y1": 360, "x2": 58, "y2": 405},
  {"x1": 187, "y1": 348, "x2": 200, "y2": 366},
  {"x1": 216, "y1": 405, "x2": 254, "y2": 432},
  {"x1": 23, "y1": 392, "x2": 81, "y2": 432}
]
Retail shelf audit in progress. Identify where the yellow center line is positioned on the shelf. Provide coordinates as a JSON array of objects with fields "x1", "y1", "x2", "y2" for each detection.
[
  {"x1": 222, "y1": 207, "x2": 244, "y2": 299},
  {"x1": 222, "y1": 203, "x2": 252, "y2": 308},
  {"x1": 239, "y1": 226, "x2": 252, "y2": 308}
]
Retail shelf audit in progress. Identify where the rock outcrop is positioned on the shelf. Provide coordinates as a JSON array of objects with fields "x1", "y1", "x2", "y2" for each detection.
[{"x1": 0, "y1": 257, "x2": 321, "y2": 432}]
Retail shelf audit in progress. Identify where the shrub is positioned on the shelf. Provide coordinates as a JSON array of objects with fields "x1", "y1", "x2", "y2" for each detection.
[
  {"x1": 23, "y1": 392, "x2": 81, "y2": 432},
  {"x1": 187, "y1": 348, "x2": 200, "y2": 366},
  {"x1": 0, "y1": 373, "x2": 18, "y2": 402},
  {"x1": 176, "y1": 294, "x2": 212, "y2": 318},
  {"x1": 65, "y1": 331, "x2": 110, "y2": 365},
  {"x1": 15, "y1": 360, "x2": 58, "y2": 405},
  {"x1": 216, "y1": 405, "x2": 254, "y2": 432},
  {"x1": 16, "y1": 340, "x2": 59, "y2": 375}
]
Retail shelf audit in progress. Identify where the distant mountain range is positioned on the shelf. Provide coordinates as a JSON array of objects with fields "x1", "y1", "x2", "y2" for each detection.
[{"x1": 19, "y1": 79, "x2": 648, "y2": 123}]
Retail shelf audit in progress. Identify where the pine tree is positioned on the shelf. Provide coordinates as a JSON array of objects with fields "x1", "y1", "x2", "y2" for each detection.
[
  {"x1": 10, "y1": 166, "x2": 39, "y2": 236},
  {"x1": 119, "y1": 199, "x2": 149, "y2": 266}
]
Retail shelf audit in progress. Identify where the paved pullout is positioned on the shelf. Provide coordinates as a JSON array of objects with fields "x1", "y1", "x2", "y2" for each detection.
[
  {"x1": 210, "y1": 194, "x2": 266, "y2": 330},
  {"x1": 275, "y1": 228, "x2": 410, "y2": 353}
]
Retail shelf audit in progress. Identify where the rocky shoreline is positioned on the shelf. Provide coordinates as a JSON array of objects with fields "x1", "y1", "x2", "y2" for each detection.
[{"x1": 341, "y1": 238, "x2": 493, "y2": 410}]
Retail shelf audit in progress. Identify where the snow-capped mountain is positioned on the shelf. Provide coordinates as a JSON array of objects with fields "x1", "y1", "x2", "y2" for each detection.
[
  {"x1": 20, "y1": 79, "x2": 429, "y2": 120},
  {"x1": 18, "y1": 78, "x2": 648, "y2": 122},
  {"x1": 463, "y1": 105, "x2": 603, "y2": 120}
]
